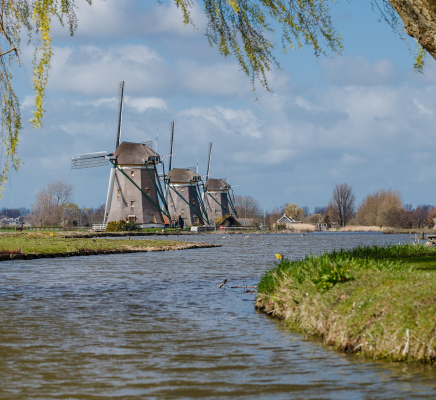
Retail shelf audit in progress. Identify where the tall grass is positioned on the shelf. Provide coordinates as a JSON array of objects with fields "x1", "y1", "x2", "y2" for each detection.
[
  {"x1": 286, "y1": 223, "x2": 316, "y2": 232},
  {"x1": 258, "y1": 244, "x2": 419, "y2": 296},
  {"x1": 256, "y1": 243, "x2": 436, "y2": 363},
  {"x1": 340, "y1": 225, "x2": 382, "y2": 232},
  {"x1": 331, "y1": 242, "x2": 436, "y2": 260}
]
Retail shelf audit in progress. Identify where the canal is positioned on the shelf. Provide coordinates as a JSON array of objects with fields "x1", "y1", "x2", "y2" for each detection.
[{"x1": 0, "y1": 232, "x2": 435, "y2": 399}]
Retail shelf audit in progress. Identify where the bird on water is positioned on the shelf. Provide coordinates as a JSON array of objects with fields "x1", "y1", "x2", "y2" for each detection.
[{"x1": 218, "y1": 279, "x2": 227, "y2": 289}]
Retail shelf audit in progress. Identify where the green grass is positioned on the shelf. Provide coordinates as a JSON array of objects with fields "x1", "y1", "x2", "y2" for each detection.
[
  {"x1": 256, "y1": 243, "x2": 436, "y2": 363},
  {"x1": 0, "y1": 233, "x2": 182, "y2": 254}
]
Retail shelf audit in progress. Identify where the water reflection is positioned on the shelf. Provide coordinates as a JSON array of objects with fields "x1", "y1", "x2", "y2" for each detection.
[{"x1": 0, "y1": 232, "x2": 434, "y2": 399}]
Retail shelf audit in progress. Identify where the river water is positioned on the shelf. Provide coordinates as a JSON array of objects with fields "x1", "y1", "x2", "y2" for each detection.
[{"x1": 1, "y1": 232, "x2": 436, "y2": 399}]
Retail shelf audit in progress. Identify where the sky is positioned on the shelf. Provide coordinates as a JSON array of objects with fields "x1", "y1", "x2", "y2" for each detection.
[{"x1": 2, "y1": 0, "x2": 436, "y2": 213}]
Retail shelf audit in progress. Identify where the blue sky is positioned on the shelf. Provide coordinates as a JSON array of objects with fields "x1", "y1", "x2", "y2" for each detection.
[{"x1": 3, "y1": 0, "x2": 436, "y2": 213}]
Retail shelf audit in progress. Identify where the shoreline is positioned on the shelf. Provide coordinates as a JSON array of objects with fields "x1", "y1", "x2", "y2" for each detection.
[
  {"x1": 3, "y1": 227, "x2": 435, "y2": 238},
  {"x1": 0, "y1": 234, "x2": 221, "y2": 262},
  {"x1": 0, "y1": 242, "x2": 220, "y2": 262},
  {"x1": 255, "y1": 244, "x2": 436, "y2": 364}
]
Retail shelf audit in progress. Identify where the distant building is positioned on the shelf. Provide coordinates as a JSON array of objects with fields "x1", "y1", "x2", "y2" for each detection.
[
  {"x1": 277, "y1": 214, "x2": 301, "y2": 224},
  {"x1": 237, "y1": 218, "x2": 254, "y2": 227},
  {"x1": 276, "y1": 214, "x2": 302, "y2": 229}
]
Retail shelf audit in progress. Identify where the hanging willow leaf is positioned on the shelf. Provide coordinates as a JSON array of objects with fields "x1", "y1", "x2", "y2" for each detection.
[{"x1": 0, "y1": 0, "x2": 90, "y2": 197}]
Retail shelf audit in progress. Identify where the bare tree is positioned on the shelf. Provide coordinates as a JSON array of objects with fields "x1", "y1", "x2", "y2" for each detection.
[
  {"x1": 327, "y1": 183, "x2": 356, "y2": 227},
  {"x1": 31, "y1": 180, "x2": 74, "y2": 226},
  {"x1": 233, "y1": 195, "x2": 261, "y2": 219}
]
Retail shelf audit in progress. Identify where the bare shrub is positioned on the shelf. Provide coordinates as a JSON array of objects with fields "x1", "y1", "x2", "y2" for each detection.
[{"x1": 355, "y1": 189, "x2": 402, "y2": 227}]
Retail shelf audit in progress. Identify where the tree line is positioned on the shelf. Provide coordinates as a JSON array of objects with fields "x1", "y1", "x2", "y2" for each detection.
[
  {"x1": 13, "y1": 180, "x2": 435, "y2": 229},
  {"x1": 29, "y1": 180, "x2": 104, "y2": 227},
  {"x1": 266, "y1": 183, "x2": 435, "y2": 229}
]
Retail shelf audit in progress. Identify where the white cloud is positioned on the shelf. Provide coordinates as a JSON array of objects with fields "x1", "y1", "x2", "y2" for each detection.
[
  {"x1": 179, "y1": 106, "x2": 262, "y2": 139},
  {"x1": 53, "y1": 0, "x2": 207, "y2": 38},
  {"x1": 412, "y1": 99, "x2": 433, "y2": 115},
  {"x1": 126, "y1": 97, "x2": 168, "y2": 112}
]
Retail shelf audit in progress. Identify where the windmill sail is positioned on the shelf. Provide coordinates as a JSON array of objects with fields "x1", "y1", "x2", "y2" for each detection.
[
  {"x1": 104, "y1": 81, "x2": 125, "y2": 224},
  {"x1": 115, "y1": 81, "x2": 125, "y2": 149},
  {"x1": 206, "y1": 142, "x2": 212, "y2": 181},
  {"x1": 165, "y1": 121, "x2": 175, "y2": 203},
  {"x1": 168, "y1": 121, "x2": 175, "y2": 172},
  {"x1": 71, "y1": 151, "x2": 110, "y2": 169}
]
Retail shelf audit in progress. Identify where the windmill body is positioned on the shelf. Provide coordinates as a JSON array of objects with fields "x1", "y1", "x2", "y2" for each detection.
[
  {"x1": 106, "y1": 142, "x2": 164, "y2": 227},
  {"x1": 204, "y1": 178, "x2": 232, "y2": 221},
  {"x1": 166, "y1": 168, "x2": 205, "y2": 226}
]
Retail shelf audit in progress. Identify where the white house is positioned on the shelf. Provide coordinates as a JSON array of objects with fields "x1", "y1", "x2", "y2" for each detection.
[{"x1": 276, "y1": 214, "x2": 302, "y2": 224}]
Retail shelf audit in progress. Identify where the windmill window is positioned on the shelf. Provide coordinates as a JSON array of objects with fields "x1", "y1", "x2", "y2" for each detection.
[
  {"x1": 131, "y1": 201, "x2": 134, "y2": 208},
  {"x1": 152, "y1": 215, "x2": 156, "y2": 223},
  {"x1": 215, "y1": 194, "x2": 217, "y2": 198},
  {"x1": 148, "y1": 215, "x2": 153, "y2": 223},
  {"x1": 182, "y1": 209, "x2": 185, "y2": 213},
  {"x1": 193, "y1": 216, "x2": 198, "y2": 223},
  {"x1": 117, "y1": 190, "x2": 120, "y2": 197},
  {"x1": 170, "y1": 200, "x2": 173, "y2": 206},
  {"x1": 145, "y1": 188, "x2": 150, "y2": 195},
  {"x1": 131, "y1": 171, "x2": 135, "y2": 177},
  {"x1": 128, "y1": 215, "x2": 135, "y2": 222},
  {"x1": 192, "y1": 200, "x2": 196, "y2": 205},
  {"x1": 181, "y1": 188, "x2": 184, "y2": 192}
]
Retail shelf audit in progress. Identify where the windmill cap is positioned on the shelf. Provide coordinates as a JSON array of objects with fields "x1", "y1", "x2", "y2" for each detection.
[
  {"x1": 113, "y1": 141, "x2": 160, "y2": 165},
  {"x1": 167, "y1": 168, "x2": 201, "y2": 183},
  {"x1": 205, "y1": 178, "x2": 230, "y2": 191}
]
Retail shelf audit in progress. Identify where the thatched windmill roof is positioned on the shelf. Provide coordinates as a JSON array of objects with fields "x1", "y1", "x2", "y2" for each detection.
[
  {"x1": 167, "y1": 168, "x2": 201, "y2": 183},
  {"x1": 114, "y1": 142, "x2": 159, "y2": 165},
  {"x1": 204, "y1": 178, "x2": 229, "y2": 191}
]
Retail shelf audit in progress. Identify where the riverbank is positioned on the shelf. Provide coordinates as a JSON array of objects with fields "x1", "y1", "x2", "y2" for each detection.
[
  {"x1": 255, "y1": 243, "x2": 436, "y2": 363},
  {"x1": 0, "y1": 233, "x2": 220, "y2": 261}
]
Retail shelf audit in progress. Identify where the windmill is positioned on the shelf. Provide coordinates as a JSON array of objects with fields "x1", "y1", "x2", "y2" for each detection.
[
  {"x1": 165, "y1": 167, "x2": 209, "y2": 227},
  {"x1": 201, "y1": 142, "x2": 238, "y2": 225},
  {"x1": 71, "y1": 81, "x2": 171, "y2": 227}
]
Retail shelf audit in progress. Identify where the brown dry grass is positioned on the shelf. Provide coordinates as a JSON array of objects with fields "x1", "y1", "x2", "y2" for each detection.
[
  {"x1": 340, "y1": 226, "x2": 382, "y2": 232},
  {"x1": 285, "y1": 223, "x2": 316, "y2": 232}
]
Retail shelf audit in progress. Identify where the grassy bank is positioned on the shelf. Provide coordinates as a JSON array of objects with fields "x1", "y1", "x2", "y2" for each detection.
[
  {"x1": 0, "y1": 233, "x2": 213, "y2": 255},
  {"x1": 256, "y1": 243, "x2": 436, "y2": 363}
]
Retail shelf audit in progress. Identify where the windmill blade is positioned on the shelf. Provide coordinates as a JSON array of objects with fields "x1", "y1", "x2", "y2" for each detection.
[
  {"x1": 115, "y1": 81, "x2": 125, "y2": 150},
  {"x1": 206, "y1": 142, "x2": 212, "y2": 181},
  {"x1": 168, "y1": 121, "x2": 175, "y2": 172},
  {"x1": 103, "y1": 168, "x2": 116, "y2": 224},
  {"x1": 71, "y1": 151, "x2": 111, "y2": 169}
]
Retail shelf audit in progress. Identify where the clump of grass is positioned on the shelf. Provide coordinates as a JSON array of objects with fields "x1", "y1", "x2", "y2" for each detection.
[
  {"x1": 332, "y1": 242, "x2": 436, "y2": 260},
  {"x1": 256, "y1": 244, "x2": 436, "y2": 363}
]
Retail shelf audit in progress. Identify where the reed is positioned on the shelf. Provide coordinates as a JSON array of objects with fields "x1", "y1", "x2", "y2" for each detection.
[
  {"x1": 339, "y1": 225, "x2": 382, "y2": 232},
  {"x1": 286, "y1": 223, "x2": 316, "y2": 232},
  {"x1": 256, "y1": 244, "x2": 436, "y2": 363}
]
